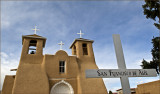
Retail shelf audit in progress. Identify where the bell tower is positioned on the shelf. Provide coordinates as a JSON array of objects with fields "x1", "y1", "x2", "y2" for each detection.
[
  {"x1": 70, "y1": 38, "x2": 94, "y2": 59},
  {"x1": 19, "y1": 34, "x2": 46, "y2": 64},
  {"x1": 21, "y1": 26, "x2": 46, "y2": 57},
  {"x1": 69, "y1": 31, "x2": 108, "y2": 94},
  {"x1": 21, "y1": 34, "x2": 46, "y2": 56},
  {"x1": 70, "y1": 30, "x2": 95, "y2": 63}
]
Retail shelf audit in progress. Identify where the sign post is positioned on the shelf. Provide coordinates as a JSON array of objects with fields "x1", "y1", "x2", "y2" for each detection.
[{"x1": 85, "y1": 34, "x2": 157, "y2": 94}]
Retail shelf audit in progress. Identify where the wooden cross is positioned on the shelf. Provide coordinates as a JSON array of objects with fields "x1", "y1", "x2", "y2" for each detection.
[
  {"x1": 32, "y1": 26, "x2": 39, "y2": 34},
  {"x1": 58, "y1": 41, "x2": 64, "y2": 50},
  {"x1": 77, "y1": 30, "x2": 84, "y2": 38},
  {"x1": 85, "y1": 34, "x2": 157, "y2": 94}
]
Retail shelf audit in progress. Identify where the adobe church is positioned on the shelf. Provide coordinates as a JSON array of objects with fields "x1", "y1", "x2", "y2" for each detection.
[{"x1": 2, "y1": 29, "x2": 108, "y2": 94}]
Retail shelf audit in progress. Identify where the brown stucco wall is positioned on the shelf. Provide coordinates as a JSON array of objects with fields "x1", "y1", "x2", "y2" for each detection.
[
  {"x1": 136, "y1": 80, "x2": 160, "y2": 94},
  {"x1": 72, "y1": 40, "x2": 108, "y2": 94},
  {"x1": 45, "y1": 39, "x2": 108, "y2": 94},
  {"x1": 45, "y1": 50, "x2": 78, "y2": 79},
  {"x1": 45, "y1": 50, "x2": 79, "y2": 94},
  {"x1": 2, "y1": 75, "x2": 15, "y2": 94},
  {"x1": 12, "y1": 63, "x2": 49, "y2": 94}
]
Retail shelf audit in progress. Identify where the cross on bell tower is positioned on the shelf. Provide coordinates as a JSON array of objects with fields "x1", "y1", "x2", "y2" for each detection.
[
  {"x1": 32, "y1": 26, "x2": 39, "y2": 34},
  {"x1": 77, "y1": 30, "x2": 84, "y2": 38}
]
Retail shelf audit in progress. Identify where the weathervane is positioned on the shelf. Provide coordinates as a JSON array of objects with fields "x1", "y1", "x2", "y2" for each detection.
[
  {"x1": 77, "y1": 30, "x2": 84, "y2": 38},
  {"x1": 58, "y1": 41, "x2": 64, "y2": 50},
  {"x1": 32, "y1": 26, "x2": 39, "y2": 34}
]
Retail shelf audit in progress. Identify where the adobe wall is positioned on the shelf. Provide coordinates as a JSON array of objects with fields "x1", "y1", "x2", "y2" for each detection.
[
  {"x1": 77, "y1": 60, "x2": 108, "y2": 94},
  {"x1": 136, "y1": 80, "x2": 160, "y2": 94},
  {"x1": 44, "y1": 50, "x2": 78, "y2": 79},
  {"x1": 2, "y1": 75, "x2": 15, "y2": 94},
  {"x1": 12, "y1": 55, "x2": 49, "y2": 94},
  {"x1": 74, "y1": 41, "x2": 108, "y2": 94},
  {"x1": 44, "y1": 50, "x2": 79, "y2": 94}
]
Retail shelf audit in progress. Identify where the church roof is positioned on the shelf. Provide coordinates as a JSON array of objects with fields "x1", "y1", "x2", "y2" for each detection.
[
  {"x1": 70, "y1": 38, "x2": 94, "y2": 49},
  {"x1": 22, "y1": 34, "x2": 46, "y2": 47}
]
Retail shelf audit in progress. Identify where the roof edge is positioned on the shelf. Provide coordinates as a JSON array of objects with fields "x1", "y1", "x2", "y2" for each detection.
[
  {"x1": 69, "y1": 38, "x2": 94, "y2": 49},
  {"x1": 22, "y1": 34, "x2": 47, "y2": 47},
  {"x1": 22, "y1": 34, "x2": 46, "y2": 40}
]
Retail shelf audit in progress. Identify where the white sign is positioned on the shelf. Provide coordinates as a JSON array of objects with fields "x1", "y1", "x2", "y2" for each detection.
[
  {"x1": 86, "y1": 69, "x2": 157, "y2": 78},
  {"x1": 85, "y1": 34, "x2": 157, "y2": 94}
]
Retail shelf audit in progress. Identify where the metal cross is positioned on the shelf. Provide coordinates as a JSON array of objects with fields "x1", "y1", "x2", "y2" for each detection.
[
  {"x1": 77, "y1": 30, "x2": 84, "y2": 38},
  {"x1": 32, "y1": 26, "x2": 39, "y2": 34},
  {"x1": 58, "y1": 41, "x2": 64, "y2": 50}
]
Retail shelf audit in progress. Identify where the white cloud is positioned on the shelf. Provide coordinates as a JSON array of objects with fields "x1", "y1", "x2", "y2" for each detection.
[
  {"x1": 1, "y1": 52, "x2": 8, "y2": 59},
  {"x1": 103, "y1": 78, "x2": 121, "y2": 92},
  {"x1": 94, "y1": 43, "x2": 118, "y2": 69},
  {"x1": 1, "y1": 21, "x2": 10, "y2": 29},
  {"x1": 1, "y1": 52, "x2": 19, "y2": 89}
]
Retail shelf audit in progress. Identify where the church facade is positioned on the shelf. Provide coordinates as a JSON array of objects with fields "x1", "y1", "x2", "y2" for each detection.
[{"x1": 2, "y1": 34, "x2": 108, "y2": 94}]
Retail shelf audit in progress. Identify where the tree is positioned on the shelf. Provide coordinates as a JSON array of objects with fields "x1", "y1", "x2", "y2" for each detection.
[
  {"x1": 141, "y1": 37, "x2": 160, "y2": 74},
  {"x1": 142, "y1": 0, "x2": 160, "y2": 30},
  {"x1": 151, "y1": 37, "x2": 160, "y2": 74},
  {"x1": 141, "y1": 0, "x2": 160, "y2": 74},
  {"x1": 109, "y1": 90, "x2": 113, "y2": 94},
  {"x1": 141, "y1": 59, "x2": 151, "y2": 69},
  {"x1": 141, "y1": 37, "x2": 159, "y2": 74}
]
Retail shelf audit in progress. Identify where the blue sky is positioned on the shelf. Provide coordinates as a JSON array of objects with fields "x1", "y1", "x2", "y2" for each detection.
[{"x1": 1, "y1": 1, "x2": 159, "y2": 92}]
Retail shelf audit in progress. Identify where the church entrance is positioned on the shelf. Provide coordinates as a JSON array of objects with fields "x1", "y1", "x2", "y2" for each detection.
[{"x1": 50, "y1": 80, "x2": 74, "y2": 94}]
